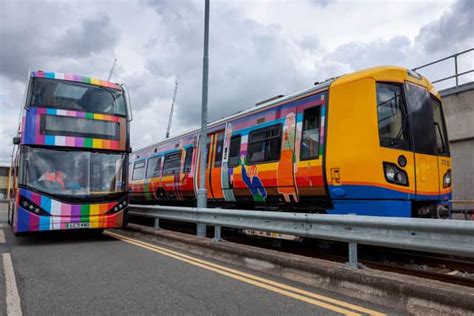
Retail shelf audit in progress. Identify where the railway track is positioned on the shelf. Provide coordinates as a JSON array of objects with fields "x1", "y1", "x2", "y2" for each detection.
[{"x1": 128, "y1": 215, "x2": 474, "y2": 288}]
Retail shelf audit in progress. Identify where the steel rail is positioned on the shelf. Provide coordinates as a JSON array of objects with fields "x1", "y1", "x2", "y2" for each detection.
[{"x1": 129, "y1": 205, "x2": 474, "y2": 268}]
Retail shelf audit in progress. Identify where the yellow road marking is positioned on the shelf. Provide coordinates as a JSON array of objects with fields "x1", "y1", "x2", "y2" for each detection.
[{"x1": 106, "y1": 231, "x2": 386, "y2": 316}]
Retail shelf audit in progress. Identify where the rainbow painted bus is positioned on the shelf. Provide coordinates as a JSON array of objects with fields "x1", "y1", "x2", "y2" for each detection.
[
  {"x1": 130, "y1": 66, "x2": 451, "y2": 218},
  {"x1": 9, "y1": 71, "x2": 131, "y2": 234}
]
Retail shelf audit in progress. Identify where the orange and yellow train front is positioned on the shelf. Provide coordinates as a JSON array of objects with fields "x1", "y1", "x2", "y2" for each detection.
[{"x1": 325, "y1": 66, "x2": 452, "y2": 217}]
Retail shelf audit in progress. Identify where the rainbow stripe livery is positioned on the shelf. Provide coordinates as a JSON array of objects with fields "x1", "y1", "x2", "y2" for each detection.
[
  {"x1": 32, "y1": 71, "x2": 122, "y2": 90},
  {"x1": 16, "y1": 189, "x2": 123, "y2": 232},
  {"x1": 22, "y1": 107, "x2": 125, "y2": 150}
]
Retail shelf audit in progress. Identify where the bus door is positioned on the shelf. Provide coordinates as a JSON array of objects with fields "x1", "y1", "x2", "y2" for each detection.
[
  {"x1": 294, "y1": 92, "x2": 328, "y2": 201},
  {"x1": 405, "y1": 82, "x2": 440, "y2": 199},
  {"x1": 207, "y1": 131, "x2": 225, "y2": 200}
]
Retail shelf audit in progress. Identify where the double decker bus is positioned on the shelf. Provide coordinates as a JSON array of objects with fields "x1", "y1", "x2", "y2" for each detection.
[{"x1": 9, "y1": 71, "x2": 131, "y2": 234}]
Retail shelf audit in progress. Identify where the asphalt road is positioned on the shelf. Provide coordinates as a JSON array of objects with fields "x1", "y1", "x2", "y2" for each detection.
[{"x1": 0, "y1": 212, "x2": 391, "y2": 315}]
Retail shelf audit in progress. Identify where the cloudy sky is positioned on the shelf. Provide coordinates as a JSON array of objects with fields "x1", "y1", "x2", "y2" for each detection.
[{"x1": 0, "y1": 0, "x2": 473, "y2": 164}]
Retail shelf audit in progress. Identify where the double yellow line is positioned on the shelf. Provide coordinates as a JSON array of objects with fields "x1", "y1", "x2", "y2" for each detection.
[{"x1": 105, "y1": 231, "x2": 385, "y2": 316}]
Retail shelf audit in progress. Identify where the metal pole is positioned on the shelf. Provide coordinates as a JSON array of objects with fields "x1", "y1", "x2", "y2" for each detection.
[
  {"x1": 165, "y1": 81, "x2": 178, "y2": 139},
  {"x1": 347, "y1": 242, "x2": 358, "y2": 269},
  {"x1": 196, "y1": 0, "x2": 210, "y2": 237},
  {"x1": 154, "y1": 218, "x2": 160, "y2": 230},
  {"x1": 213, "y1": 225, "x2": 221, "y2": 242},
  {"x1": 454, "y1": 55, "x2": 459, "y2": 87},
  {"x1": 108, "y1": 58, "x2": 118, "y2": 81},
  {"x1": 6, "y1": 166, "x2": 11, "y2": 201}
]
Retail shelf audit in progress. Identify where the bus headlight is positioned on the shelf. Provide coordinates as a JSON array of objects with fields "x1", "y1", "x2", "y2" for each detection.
[
  {"x1": 383, "y1": 162, "x2": 409, "y2": 186},
  {"x1": 443, "y1": 169, "x2": 452, "y2": 188},
  {"x1": 19, "y1": 197, "x2": 49, "y2": 216}
]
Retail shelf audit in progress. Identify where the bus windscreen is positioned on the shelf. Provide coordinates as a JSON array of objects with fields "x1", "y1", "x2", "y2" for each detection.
[{"x1": 20, "y1": 147, "x2": 126, "y2": 198}]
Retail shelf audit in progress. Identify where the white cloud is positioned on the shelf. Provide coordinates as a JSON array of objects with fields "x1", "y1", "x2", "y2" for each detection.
[{"x1": 0, "y1": 0, "x2": 472, "y2": 164}]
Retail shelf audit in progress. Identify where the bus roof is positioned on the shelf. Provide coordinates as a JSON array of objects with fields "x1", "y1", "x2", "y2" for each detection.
[{"x1": 31, "y1": 71, "x2": 122, "y2": 91}]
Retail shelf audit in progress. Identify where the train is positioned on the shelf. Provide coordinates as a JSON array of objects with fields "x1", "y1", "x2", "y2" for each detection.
[{"x1": 130, "y1": 66, "x2": 452, "y2": 218}]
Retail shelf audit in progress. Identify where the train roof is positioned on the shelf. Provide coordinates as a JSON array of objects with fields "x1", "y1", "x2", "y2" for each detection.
[
  {"x1": 31, "y1": 70, "x2": 122, "y2": 91},
  {"x1": 332, "y1": 65, "x2": 438, "y2": 95},
  {"x1": 134, "y1": 78, "x2": 333, "y2": 154},
  {"x1": 134, "y1": 65, "x2": 434, "y2": 154}
]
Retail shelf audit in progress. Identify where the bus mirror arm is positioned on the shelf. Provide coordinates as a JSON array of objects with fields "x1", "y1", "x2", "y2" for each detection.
[
  {"x1": 13, "y1": 137, "x2": 20, "y2": 145},
  {"x1": 121, "y1": 83, "x2": 133, "y2": 122}
]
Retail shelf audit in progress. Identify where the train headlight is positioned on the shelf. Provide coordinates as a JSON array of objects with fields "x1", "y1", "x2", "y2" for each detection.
[
  {"x1": 443, "y1": 169, "x2": 452, "y2": 188},
  {"x1": 383, "y1": 162, "x2": 409, "y2": 186}
]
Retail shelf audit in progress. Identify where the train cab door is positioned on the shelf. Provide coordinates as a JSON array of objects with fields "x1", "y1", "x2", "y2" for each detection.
[
  {"x1": 404, "y1": 82, "x2": 441, "y2": 199},
  {"x1": 431, "y1": 96, "x2": 451, "y2": 200},
  {"x1": 206, "y1": 131, "x2": 225, "y2": 200}
]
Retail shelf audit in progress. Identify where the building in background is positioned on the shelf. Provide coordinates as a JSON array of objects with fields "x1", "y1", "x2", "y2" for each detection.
[
  {"x1": 441, "y1": 82, "x2": 474, "y2": 208},
  {"x1": 0, "y1": 164, "x2": 11, "y2": 200}
]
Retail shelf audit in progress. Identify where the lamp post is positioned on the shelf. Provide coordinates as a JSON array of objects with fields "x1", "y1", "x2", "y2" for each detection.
[{"x1": 196, "y1": 0, "x2": 210, "y2": 237}]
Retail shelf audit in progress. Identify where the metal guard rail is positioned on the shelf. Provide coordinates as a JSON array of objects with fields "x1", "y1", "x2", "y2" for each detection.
[
  {"x1": 129, "y1": 205, "x2": 474, "y2": 268},
  {"x1": 413, "y1": 48, "x2": 474, "y2": 88}
]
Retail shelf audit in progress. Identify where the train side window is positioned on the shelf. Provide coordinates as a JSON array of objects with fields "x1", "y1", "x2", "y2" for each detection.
[
  {"x1": 431, "y1": 96, "x2": 450, "y2": 156},
  {"x1": 247, "y1": 124, "x2": 282, "y2": 164},
  {"x1": 300, "y1": 107, "x2": 321, "y2": 160},
  {"x1": 377, "y1": 83, "x2": 409, "y2": 150},
  {"x1": 146, "y1": 156, "x2": 162, "y2": 178},
  {"x1": 183, "y1": 147, "x2": 194, "y2": 173},
  {"x1": 163, "y1": 151, "x2": 181, "y2": 176},
  {"x1": 206, "y1": 139, "x2": 211, "y2": 165},
  {"x1": 214, "y1": 133, "x2": 224, "y2": 167},
  {"x1": 228, "y1": 135, "x2": 241, "y2": 167},
  {"x1": 132, "y1": 160, "x2": 146, "y2": 180}
]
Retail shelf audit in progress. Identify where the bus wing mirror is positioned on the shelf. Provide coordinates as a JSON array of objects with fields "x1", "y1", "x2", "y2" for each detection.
[
  {"x1": 13, "y1": 137, "x2": 20, "y2": 145},
  {"x1": 121, "y1": 83, "x2": 133, "y2": 122}
]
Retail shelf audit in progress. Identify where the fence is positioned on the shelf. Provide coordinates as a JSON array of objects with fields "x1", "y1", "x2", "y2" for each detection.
[
  {"x1": 413, "y1": 48, "x2": 474, "y2": 88},
  {"x1": 129, "y1": 205, "x2": 474, "y2": 269}
]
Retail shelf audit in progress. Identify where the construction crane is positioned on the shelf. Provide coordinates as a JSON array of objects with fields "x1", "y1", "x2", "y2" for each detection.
[
  {"x1": 107, "y1": 58, "x2": 118, "y2": 81},
  {"x1": 166, "y1": 81, "x2": 178, "y2": 139}
]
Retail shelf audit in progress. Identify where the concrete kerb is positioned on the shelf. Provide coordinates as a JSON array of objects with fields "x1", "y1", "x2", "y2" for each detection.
[{"x1": 120, "y1": 223, "x2": 474, "y2": 315}]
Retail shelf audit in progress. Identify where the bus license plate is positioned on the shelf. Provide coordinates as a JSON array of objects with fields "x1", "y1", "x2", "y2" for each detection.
[{"x1": 67, "y1": 223, "x2": 89, "y2": 229}]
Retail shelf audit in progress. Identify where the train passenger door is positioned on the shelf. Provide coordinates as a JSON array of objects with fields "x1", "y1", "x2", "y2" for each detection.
[
  {"x1": 162, "y1": 150, "x2": 183, "y2": 200},
  {"x1": 294, "y1": 92, "x2": 328, "y2": 200},
  {"x1": 180, "y1": 146, "x2": 196, "y2": 200},
  {"x1": 206, "y1": 131, "x2": 224, "y2": 200},
  {"x1": 144, "y1": 156, "x2": 162, "y2": 200}
]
